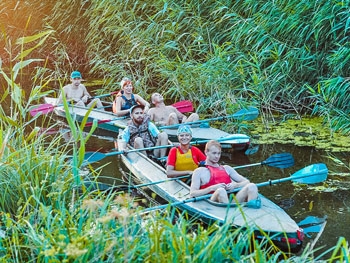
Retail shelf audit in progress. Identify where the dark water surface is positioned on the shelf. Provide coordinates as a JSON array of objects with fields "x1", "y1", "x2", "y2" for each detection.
[{"x1": 80, "y1": 129, "x2": 350, "y2": 258}]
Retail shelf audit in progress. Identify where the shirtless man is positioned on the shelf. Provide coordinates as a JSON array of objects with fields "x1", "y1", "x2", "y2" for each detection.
[
  {"x1": 147, "y1": 93, "x2": 199, "y2": 126},
  {"x1": 57, "y1": 71, "x2": 104, "y2": 110}
]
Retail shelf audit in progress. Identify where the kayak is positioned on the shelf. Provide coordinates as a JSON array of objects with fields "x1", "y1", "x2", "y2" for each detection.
[
  {"x1": 44, "y1": 97, "x2": 128, "y2": 133},
  {"x1": 44, "y1": 97, "x2": 250, "y2": 149},
  {"x1": 120, "y1": 149, "x2": 304, "y2": 253}
]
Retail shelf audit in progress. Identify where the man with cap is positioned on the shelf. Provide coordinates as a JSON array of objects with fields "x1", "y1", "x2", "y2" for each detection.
[
  {"x1": 118, "y1": 104, "x2": 169, "y2": 158},
  {"x1": 148, "y1": 92, "x2": 199, "y2": 126},
  {"x1": 57, "y1": 71, "x2": 104, "y2": 110},
  {"x1": 166, "y1": 125, "x2": 206, "y2": 179},
  {"x1": 112, "y1": 77, "x2": 150, "y2": 117}
]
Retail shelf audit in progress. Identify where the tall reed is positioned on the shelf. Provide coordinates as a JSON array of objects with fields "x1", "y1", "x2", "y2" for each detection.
[{"x1": 3, "y1": 0, "x2": 348, "y2": 134}]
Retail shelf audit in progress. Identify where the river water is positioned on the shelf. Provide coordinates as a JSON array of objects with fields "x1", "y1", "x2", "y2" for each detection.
[{"x1": 68, "y1": 125, "x2": 350, "y2": 258}]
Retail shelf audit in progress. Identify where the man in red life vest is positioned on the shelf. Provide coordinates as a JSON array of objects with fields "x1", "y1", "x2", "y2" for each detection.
[{"x1": 190, "y1": 140, "x2": 261, "y2": 208}]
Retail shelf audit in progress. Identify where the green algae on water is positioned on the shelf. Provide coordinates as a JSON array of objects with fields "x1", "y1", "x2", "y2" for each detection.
[{"x1": 250, "y1": 117, "x2": 350, "y2": 153}]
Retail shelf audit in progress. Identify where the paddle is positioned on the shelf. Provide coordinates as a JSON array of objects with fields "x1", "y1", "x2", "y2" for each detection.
[
  {"x1": 159, "y1": 106, "x2": 259, "y2": 129},
  {"x1": 244, "y1": 144, "x2": 259, "y2": 155},
  {"x1": 298, "y1": 215, "x2": 328, "y2": 227},
  {"x1": 297, "y1": 215, "x2": 328, "y2": 236},
  {"x1": 30, "y1": 91, "x2": 118, "y2": 116},
  {"x1": 142, "y1": 163, "x2": 328, "y2": 212},
  {"x1": 172, "y1": 100, "x2": 193, "y2": 113},
  {"x1": 82, "y1": 134, "x2": 247, "y2": 164},
  {"x1": 95, "y1": 152, "x2": 296, "y2": 192},
  {"x1": 234, "y1": 153, "x2": 294, "y2": 169}
]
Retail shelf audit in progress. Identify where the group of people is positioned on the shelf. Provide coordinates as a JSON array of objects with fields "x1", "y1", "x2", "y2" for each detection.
[{"x1": 58, "y1": 71, "x2": 260, "y2": 208}]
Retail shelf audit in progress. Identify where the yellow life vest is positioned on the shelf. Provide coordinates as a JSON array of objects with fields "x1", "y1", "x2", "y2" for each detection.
[{"x1": 174, "y1": 148, "x2": 198, "y2": 171}]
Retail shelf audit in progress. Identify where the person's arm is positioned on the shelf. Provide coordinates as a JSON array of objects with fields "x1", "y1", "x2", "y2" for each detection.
[
  {"x1": 191, "y1": 147, "x2": 206, "y2": 163},
  {"x1": 134, "y1": 94, "x2": 150, "y2": 112},
  {"x1": 166, "y1": 148, "x2": 193, "y2": 178},
  {"x1": 56, "y1": 86, "x2": 68, "y2": 105},
  {"x1": 190, "y1": 168, "x2": 227, "y2": 197},
  {"x1": 113, "y1": 97, "x2": 129, "y2": 116},
  {"x1": 166, "y1": 165, "x2": 193, "y2": 178},
  {"x1": 224, "y1": 165, "x2": 250, "y2": 191},
  {"x1": 173, "y1": 106, "x2": 185, "y2": 122},
  {"x1": 147, "y1": 108, "x2": 154, "y2": 120},
  {"x1": 81, "y1": 85, "x2": 91, "y2": 103},
  {"x1": 116, "y1": 128, "x2": 130, "y2": 152}
]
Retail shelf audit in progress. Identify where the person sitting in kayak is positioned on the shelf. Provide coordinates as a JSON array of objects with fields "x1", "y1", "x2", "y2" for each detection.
[
  {"x1": 166, "y1": 125, "x2": 206, "y2": 179},
  {"x1": 57, "y1": 71, "x2": 104, "y2": 110},
  {"x1": 112, "y1": 77, "x2": 150, "y2": 117},
  {"x1": 147, "y1": 92, "x2": 199, "y2": 126},
  {"x1": 118, "y1": 104, "x2": 169, "y2": 158},
  {"x1": 190, "y1": 140, "x2": 261, "y2": 208}
]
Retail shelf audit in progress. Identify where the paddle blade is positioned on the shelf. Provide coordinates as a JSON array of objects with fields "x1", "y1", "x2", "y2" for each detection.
[
  {"x1": 245, "y1": 145, "x2": 259, "y2": 155},
  {"x1": 232, "y1": 106, "x2": 259, "y2": 121},
  {"x1": 292, "y1": 163, "x2": 328, "y2": 184},
  {"x1": 298, "y1": 215, "x2": 327, "y2": 227},
  {"x1": 172, "y1": 100, "x2": 194, "y2": 113},
  {"x1": 30, "y1": 104, "x2": 55, "y2": 116},
  {"x1": 262, "y1": 153, "x2": 295, "y2": 169},
  {"x1": 83, "y1": 152, "x2": 106, "y2": 165}
]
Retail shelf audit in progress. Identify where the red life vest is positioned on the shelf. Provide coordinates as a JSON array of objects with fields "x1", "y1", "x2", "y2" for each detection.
[{"x1": 200, "y1": 165, "x2": 232, "y2": 190}]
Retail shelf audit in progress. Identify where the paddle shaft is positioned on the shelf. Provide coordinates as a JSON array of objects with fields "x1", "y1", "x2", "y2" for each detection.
[
  {"x1": 84, "y1": 100, "x2": 194, "y2": 127},
  {"x1": 143, "y1": 163, "x2": 328, "y2": 212},
  {"x1": 159, "y1": 107, "x2": 259, "y2": 129},
  {"x1": 30, "y1": 92, "x2": 118, "y2": 116},
  {"x1": 83, "y1": 134, "x2": 250, "y2": 164},
  {"x1": 112, "y1": 153, "x2": 295, "y2": 191}
]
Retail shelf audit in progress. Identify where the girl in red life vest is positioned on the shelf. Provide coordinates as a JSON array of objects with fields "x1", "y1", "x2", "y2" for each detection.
[{"x1": 166, "y1": 125, "x2": 206, "y2": 179}]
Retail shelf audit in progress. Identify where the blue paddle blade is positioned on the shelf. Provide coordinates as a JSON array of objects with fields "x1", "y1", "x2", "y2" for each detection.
[
  {"x1": 83, "y1": 152, "x2": 106, "y2": 165},
  {"x1": 262, "y1": 153, "x2": 295, "y2": 168},
  {"x1": 292, "y1": 163, "x2": 328, "y2": 184},
  {"x1": 298, "y1": 215, "x2": 327, "y2": 227},
  {"x1": 233, "y1": 107, "x2": 259, "y2": 121},
  {"x1": 303, "y1": 224, "x2": 325, "y2": 236},
  {"x1": 245, "y1": 145, "x2": 259, "y2": 155}
]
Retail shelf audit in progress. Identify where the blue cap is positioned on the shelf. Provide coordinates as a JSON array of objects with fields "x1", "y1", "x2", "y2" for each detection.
[
  {"x1": 71, "y1": 71, "x2": 82, "y2": 79},
  {"x1": 177, "y1": 125, "x2": 192, "y2": 136}
]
